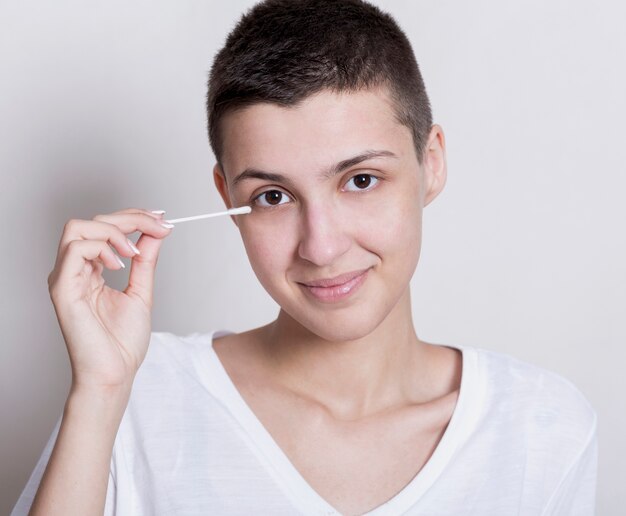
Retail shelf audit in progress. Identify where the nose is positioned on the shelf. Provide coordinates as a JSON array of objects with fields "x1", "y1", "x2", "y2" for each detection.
[{"x1": 297, "y1": 199, "x2": 351, "y2": 267}]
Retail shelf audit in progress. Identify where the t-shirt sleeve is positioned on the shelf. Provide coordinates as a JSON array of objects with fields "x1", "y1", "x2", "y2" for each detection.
[
  {"x1": 540, "y1": 411, "x2": 599, "y2": 516},
  {"x1": 11, "y1": 413, "x2": 118, "y2": 516}
]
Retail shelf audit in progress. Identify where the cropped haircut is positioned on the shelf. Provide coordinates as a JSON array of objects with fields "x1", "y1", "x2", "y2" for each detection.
[{"x1": 206, "y1": 0, "x2": 433, "y2": 170}]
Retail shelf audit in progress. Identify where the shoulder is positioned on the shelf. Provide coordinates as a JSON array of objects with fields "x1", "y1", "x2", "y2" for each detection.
[
  {"x1": 118, "y1": 329, "x2": 234, "y2": 430},
  {"x1": 138, "y1": 330, "x2": 209, "y2": 369},
  {"x1": 470, "y1": 346, "x2": 597, "y2": 451},
  {"x1": 127, "y1": 330, "x2": 220, "y2": 396}
]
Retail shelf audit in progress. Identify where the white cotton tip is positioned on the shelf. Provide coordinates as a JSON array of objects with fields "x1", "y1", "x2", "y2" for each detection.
[{"x1": 227, "y1": 206, "x2": 252, "y2": 215}]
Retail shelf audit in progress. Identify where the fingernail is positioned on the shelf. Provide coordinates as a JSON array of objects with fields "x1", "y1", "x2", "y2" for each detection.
[
  {"x1": 127, "y1": 238, "x2": 141, "y2": 255},
  {"x1": 160, "y1": 222, "x2": 175, "y2": 229},
  {"x1": 151, "y1": 210, "x2": 166, "y2": 215},
  {"x1": 115, "y1": 255, "x2": 126, "y2": 268}
]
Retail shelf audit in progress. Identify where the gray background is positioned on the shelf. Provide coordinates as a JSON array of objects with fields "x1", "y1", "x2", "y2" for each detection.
[{"x1": 1, "y1": 0, "x2": 624, "y2": 513}]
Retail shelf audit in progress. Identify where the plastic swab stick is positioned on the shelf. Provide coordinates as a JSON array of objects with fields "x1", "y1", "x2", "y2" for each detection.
[{"x1": 164, "y1": 206, "x2": 252, "y2": 224}]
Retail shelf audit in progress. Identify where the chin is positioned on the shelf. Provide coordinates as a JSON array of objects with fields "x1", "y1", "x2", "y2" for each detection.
[{"x1": 278, "y1": 300, "x2": 392, "y2": 343}]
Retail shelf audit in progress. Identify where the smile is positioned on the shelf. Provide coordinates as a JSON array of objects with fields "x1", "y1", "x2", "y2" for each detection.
[{"x1": 298, "y1": 268, "x2": 370, "y2": 303}]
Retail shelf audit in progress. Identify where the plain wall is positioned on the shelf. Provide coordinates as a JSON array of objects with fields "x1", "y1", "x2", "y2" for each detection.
[{"x1": 1, "y1": 0, "x2": 624, "y2": 513}]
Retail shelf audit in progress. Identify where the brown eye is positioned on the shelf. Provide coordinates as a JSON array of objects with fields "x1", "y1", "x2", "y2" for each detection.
[
  {"x1": 345, "y1": 174, "x2": 379, "y2": 192},
  {"x1": 354, "y1": 174, "x2": 371, "y2": 188},
  {"x1": 265, "y1": 191, "x2": 282, "y2": 205},
  {"x1": 252, "y1": 189, "x2": 292, "y2": 208}
]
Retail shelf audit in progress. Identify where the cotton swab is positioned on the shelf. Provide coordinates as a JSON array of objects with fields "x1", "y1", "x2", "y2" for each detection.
[{"x1": 164, "y1": 206, "x2": 252, "y2": 224}]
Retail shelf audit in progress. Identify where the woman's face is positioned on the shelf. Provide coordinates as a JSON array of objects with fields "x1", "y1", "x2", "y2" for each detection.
[{"x1": 215, "y1": 87, "x2": 445, "y2": 341}]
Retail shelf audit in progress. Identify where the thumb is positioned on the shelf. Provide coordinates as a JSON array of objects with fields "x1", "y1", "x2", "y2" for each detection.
[{"x1": 125, "y1": 232, "x2": 167, "y2": 309}]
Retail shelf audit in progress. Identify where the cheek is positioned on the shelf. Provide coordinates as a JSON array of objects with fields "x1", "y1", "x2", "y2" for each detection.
[
  {"x1": 238, "y1": 215, "x2": 296, "y2": 278},
  {"x1": 357, "y1": 184, "x2": 423, "y2": 257}
]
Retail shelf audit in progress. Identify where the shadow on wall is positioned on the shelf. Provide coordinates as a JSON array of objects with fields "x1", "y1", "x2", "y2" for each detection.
[{"x1": 3, "y1": 113, "x2": 146, "y2": 514}]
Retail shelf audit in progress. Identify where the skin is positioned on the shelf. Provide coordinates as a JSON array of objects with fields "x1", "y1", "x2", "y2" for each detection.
[{"x1": 212, "y1": 86, "x2": 461, "y2": 513}]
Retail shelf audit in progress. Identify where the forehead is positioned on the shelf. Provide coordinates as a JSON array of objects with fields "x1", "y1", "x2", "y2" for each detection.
[{"x1": 219, "y1": 87, "x2": 414, "y2": 179}]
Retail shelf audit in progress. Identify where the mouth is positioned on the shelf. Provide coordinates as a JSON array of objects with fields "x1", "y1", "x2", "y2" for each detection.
[
  {"x1": 299, "y1": 268, "x2": 371, "y2": 288},
  {"x1": 297, "y1": 267, "x2": 371, "y2": 303}
]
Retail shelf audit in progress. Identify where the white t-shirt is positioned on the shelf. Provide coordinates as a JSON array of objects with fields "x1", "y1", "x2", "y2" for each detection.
[{"x1": 12, "y1": 330, "x2": 598, "y2": 515}]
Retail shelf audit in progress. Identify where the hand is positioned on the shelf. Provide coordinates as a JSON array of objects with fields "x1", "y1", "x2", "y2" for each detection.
[{"x1": 47, "y1": 208, "x2": 174, "y2": 391}]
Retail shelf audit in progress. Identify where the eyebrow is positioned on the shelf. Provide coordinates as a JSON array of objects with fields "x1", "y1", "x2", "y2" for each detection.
[{"x1": 230, "y1": 149, "x2": 398, "y2": 188}]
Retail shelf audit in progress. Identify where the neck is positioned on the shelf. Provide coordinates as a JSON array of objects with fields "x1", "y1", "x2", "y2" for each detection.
[{"x1": 260, "y1": 286, "x2": 432, "y2": 420}]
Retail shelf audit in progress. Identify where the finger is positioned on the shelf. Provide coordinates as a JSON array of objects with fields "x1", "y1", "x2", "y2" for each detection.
[
  {"x1": 51, "y1": 240, "x2": 126, "y2": 302},
  {"x1": 124, "y1": 231, "x2": 167, "y2": 309},
  {"x1": 58, "y1": 214, "x2": 172, "y2": 258},
  {"x1": 54, "y1": 208, "x2": 165, "y2": 259},
  {"x1": 93, "y1": 212, "x2": 169, "y2": 237},
  {"x1": 97, "y1": 207, "x2": 165, "y2": 220},
  {"x1": 58, "y1": 220, "x2": 139, "y2": 263}
]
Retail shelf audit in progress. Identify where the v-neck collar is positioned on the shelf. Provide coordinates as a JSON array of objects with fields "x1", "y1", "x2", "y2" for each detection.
[{"x1": 196, "y1": 329, "x2": 485, "y2": 516}]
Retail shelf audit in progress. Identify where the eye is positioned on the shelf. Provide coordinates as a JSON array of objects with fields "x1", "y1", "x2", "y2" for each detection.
[
  {"x1": 344, "y1": 173, "x2": 379, "y2": 192},
  {"x1": 251, "y1": 189, "x2": 292, "y2": 208}
]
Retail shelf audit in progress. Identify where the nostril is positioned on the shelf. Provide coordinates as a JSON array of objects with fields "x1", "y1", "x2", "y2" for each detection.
[{"x1": 297, "y1": 234, "x2": 352, "y2": 268}]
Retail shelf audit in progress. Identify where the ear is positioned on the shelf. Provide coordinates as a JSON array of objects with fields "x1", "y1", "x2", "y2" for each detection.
[
  {"x1": 213, "y1": 163, "x2": 239, "y2": 227},
  {"x1": 421, "y1": 124, "x2": 447, "y2": 207}
]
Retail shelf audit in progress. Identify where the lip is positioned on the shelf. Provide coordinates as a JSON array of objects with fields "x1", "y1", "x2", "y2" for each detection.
[
  {"x1": 299, "y1": 268, "x2": 370, "y2": 303},
  {"x1": 300, "y1": 268, "x2": 371, "y2": 287}
]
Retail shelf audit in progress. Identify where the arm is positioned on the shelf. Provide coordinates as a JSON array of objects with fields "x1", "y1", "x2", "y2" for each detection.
[
  {"x1": 26, "y1": 385, "x2": 130, "y2": 516},
  {"x1": 18, "y1": 209, "x2": 172, "y2": 515}
]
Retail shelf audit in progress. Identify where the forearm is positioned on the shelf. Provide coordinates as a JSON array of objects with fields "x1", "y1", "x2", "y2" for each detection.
[{"x1": 29, "y1": 385, "x2": 131, "y2": 516}]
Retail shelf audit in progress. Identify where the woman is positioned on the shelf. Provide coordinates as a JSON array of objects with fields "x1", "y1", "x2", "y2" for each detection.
[{"x1": 14, "y1": 1, "x2": 597, "y2": 515}]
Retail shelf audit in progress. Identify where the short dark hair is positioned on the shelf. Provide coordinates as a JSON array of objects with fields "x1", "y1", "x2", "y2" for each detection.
[{"x1": 206, "y1": 0, "x2": 433, "y2": 168}]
